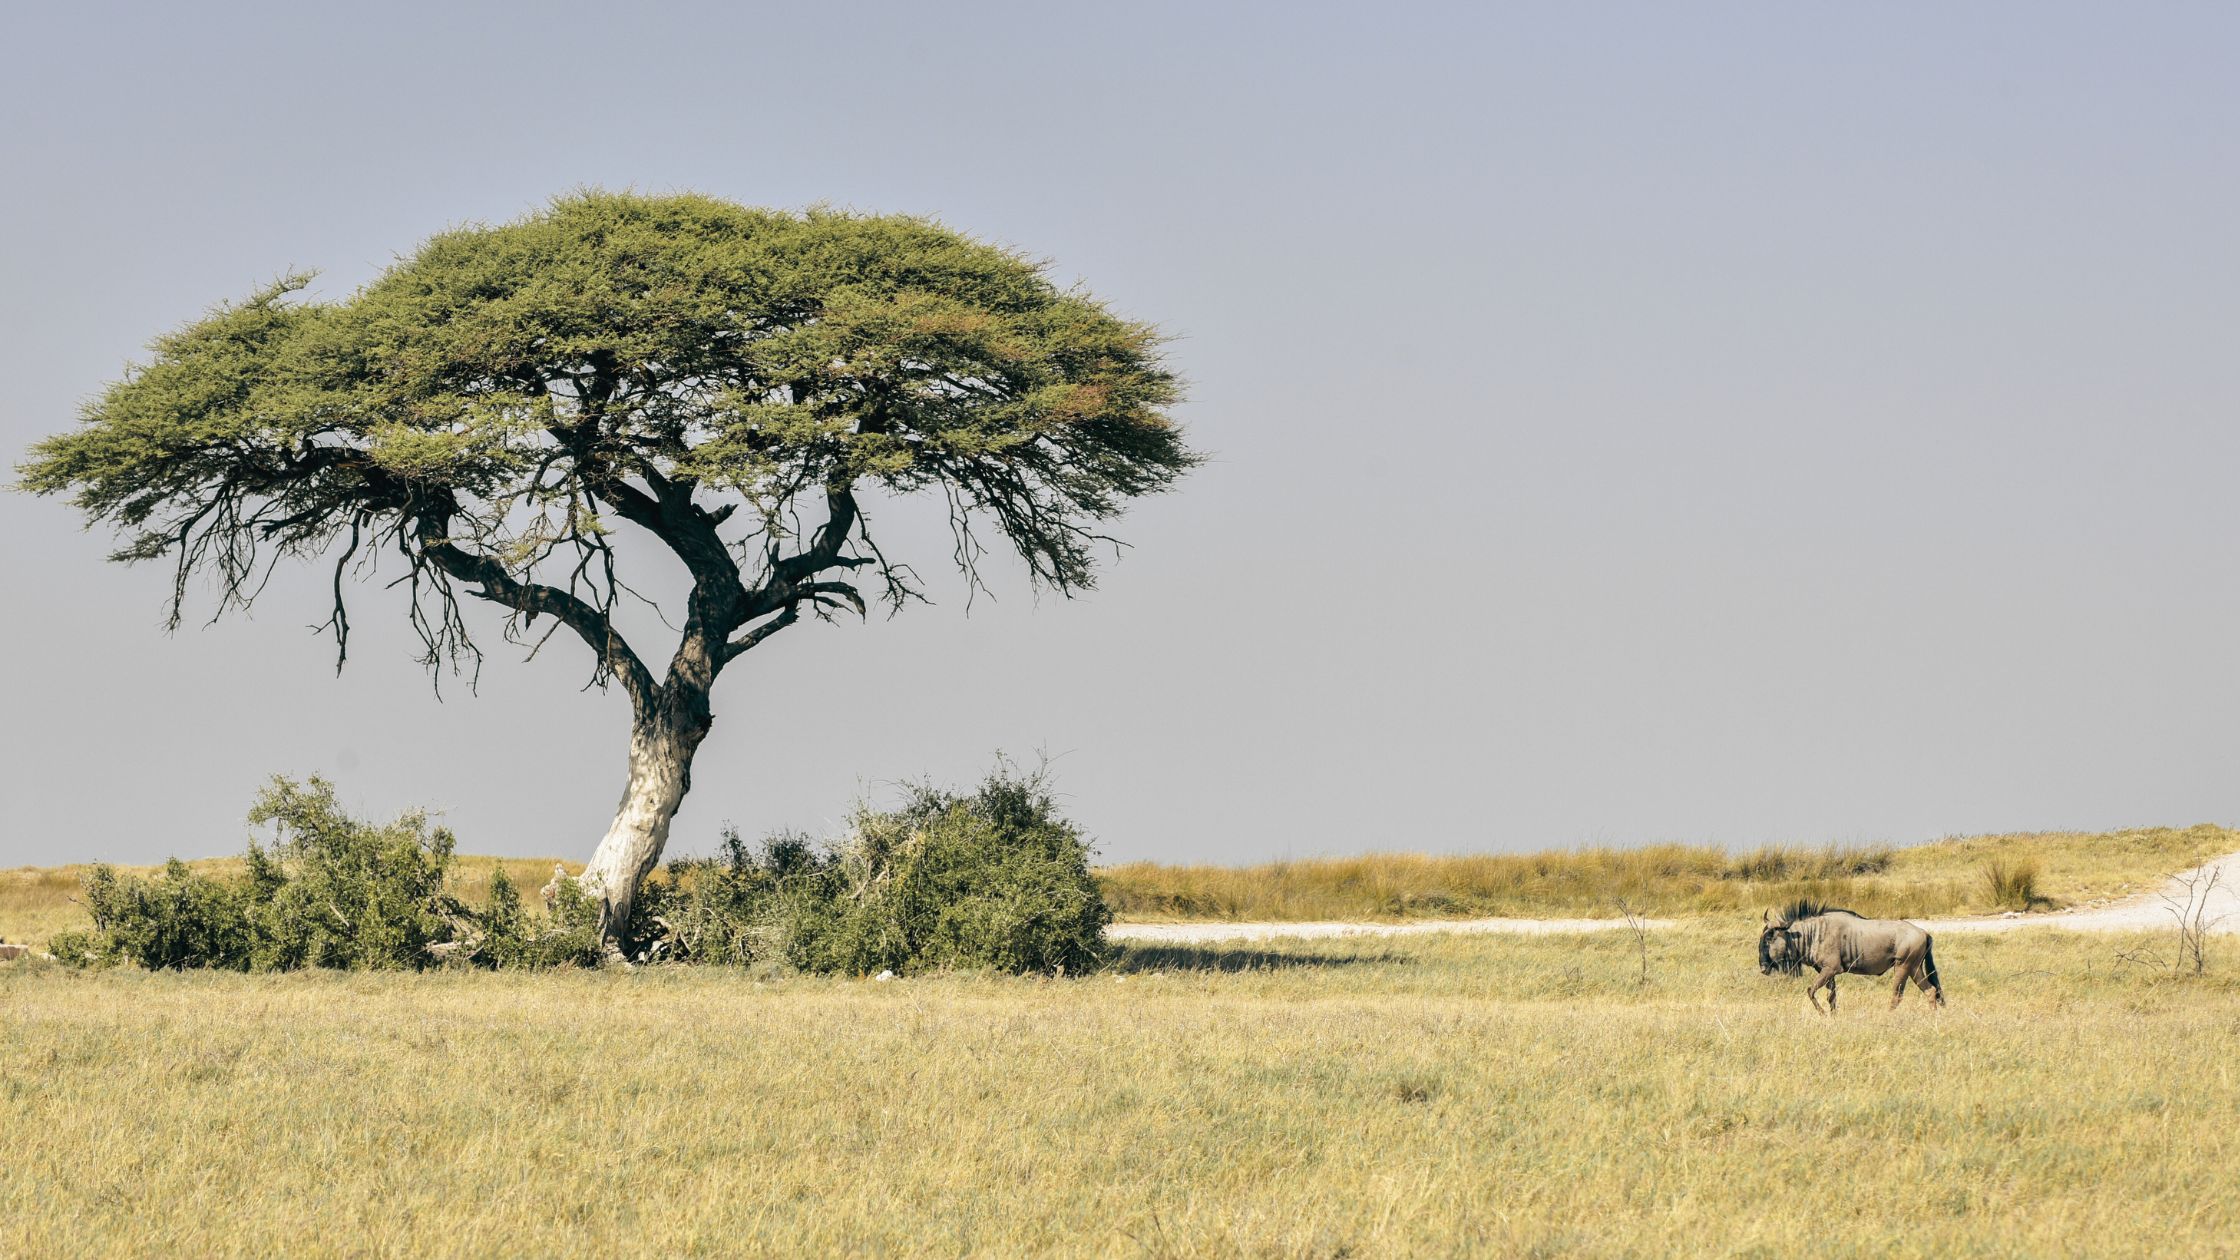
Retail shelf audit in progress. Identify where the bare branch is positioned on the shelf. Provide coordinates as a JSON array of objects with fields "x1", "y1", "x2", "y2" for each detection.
[
  {"x1": 719, "y1": 607, "x2": 800, "y2": 664},
  {"x1": 410, "y1": 503, "x2": 655, "y2": 713}
]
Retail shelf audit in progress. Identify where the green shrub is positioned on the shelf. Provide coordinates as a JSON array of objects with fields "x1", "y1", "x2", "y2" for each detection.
[
  {"x1": 243, "y1": 777, "x2": 466, "y2": 970},
  {"x1": 641, "y1": 827, "x2": 826, "y2": 966},
  {"x1": 480, "y1": 864, "x2": 528, "y2": 960},
  {"x1": 59, "y1": 765, "x2": 1113, "y2": 976},
  {"x1": 55, "y1": 776, "x2": 483, "y2": 971},
  {"x1": 630, "y1": 763, "x2": 1110, "y2": 975},
  {"x1": 784, "y1": 762, "x2": 1111, "y2": 976},
  {"x1": 44, "y1": 932, "x2": 106, "y2": 968},
  {"x1": 53, "y1": 859, "x2": 255, "y2": 970},
  {"x1": 495, "y1": 873, "x2": 608, "y2": 969}
]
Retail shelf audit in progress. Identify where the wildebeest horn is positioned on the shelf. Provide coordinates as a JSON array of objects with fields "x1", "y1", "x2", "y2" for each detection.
[{"x1": 1761, "y1": 909, "x2": 1769, "y2": 925}]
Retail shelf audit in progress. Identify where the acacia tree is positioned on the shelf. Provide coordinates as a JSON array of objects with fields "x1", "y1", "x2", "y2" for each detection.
[{"x1": 20, "y1": 192, "x2": 1195, "y2": 946}]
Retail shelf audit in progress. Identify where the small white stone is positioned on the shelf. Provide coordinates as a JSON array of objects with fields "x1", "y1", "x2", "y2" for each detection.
[{"x1": 874, "y1": 969, "x2": 897, "y2": 982}]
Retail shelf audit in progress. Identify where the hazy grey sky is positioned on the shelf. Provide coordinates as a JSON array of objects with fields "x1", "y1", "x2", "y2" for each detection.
[{"x1": 5, "y1": 2, "x2": 2238, "y2": 869}]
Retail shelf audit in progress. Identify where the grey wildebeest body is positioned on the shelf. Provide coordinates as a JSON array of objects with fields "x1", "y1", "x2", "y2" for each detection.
[{"x1": 1758, "y1": 901, "x2": 1944, "y2": 1013}]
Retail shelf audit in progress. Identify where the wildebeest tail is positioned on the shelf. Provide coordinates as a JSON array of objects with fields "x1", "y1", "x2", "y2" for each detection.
[{"x1": 1920, "y1": 935, "x2": 1943, "y2": 998}]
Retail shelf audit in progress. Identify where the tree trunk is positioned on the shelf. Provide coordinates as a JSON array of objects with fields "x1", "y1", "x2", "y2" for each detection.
[{"x1": 576, "y1": 706, "x2": 707, "y2": 948}]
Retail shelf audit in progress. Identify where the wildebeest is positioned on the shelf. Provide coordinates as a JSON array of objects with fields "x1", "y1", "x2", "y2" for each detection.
[{"x1": 1757, "y1": 900, "x2": 1944, "y2": 1013}]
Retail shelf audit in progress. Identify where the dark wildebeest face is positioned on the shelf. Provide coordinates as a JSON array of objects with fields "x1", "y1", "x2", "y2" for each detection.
[{"x1": 1758, "y1": 917, "x2": 1802, "y2": 976}]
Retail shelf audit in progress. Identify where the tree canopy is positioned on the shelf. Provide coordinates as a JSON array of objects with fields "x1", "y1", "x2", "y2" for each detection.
[
  {"x1": 22, "y1": 191, "x2": 1196, "y2": 940},
  {"x1": 21, "y1": 192, "x2": 1196, "y2": 710}
]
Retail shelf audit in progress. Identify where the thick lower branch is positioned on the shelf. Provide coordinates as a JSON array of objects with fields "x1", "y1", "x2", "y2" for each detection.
[{"x1": 411, "y1": 515, "x2": 656, "y2": 712}]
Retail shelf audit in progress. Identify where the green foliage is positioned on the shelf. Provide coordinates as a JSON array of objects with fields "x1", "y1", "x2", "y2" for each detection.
[
  {"x1": 243, "y1": 777, "x2": 464, "y2": 969},
  {"x1": 494, "y1": 875, "x2": 608, "y2": 970},
  {"x1": 785, "y1": 763, "x2": 1112, "y2": 976},
  {"x1": 18, "y1": 191, "x2": 1197, "y2": 673},
  {"x1": 50, "y1": 860, "x2": 255, "y2": 970},
  {"x1": 643, "y1": 827, "x2": 826, "y2": 966},
  {"x1": 480, "y1": 863, "x2": 526, "y2": 958},
  {"x1": 627, "y1": 764, "x2": 1110, "y2": 976},
  {"x1": 49, "y1": 765, "x2": 1112, "y2": 976},
  {"x1": 53, "y1": 777, "x2": 478, "y2": 971}
]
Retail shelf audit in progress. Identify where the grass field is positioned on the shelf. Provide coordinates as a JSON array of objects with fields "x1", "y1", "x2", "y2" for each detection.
[{"x1": 5, "y1": 925, "x2": 2237, "y2": 1257}]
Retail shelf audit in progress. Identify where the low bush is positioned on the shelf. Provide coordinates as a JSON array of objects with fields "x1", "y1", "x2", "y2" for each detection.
[
  {"x1": 49, "y1": 859, "x2": 255, "y2": 970},
  {"x1": 56, "y1": 764, "x2": 1113, "y2": 977},
  {"x1": 473, "y1": 864, "x2": 605, "y2": 969},
  {"x1": 632, "y1": 762, "x2": 1111, "y2": 976},
  {"x1": 63, "y1": 753, "x2": 1120, "y2": 973},
  {"x1": 243, "y1": 777, "x2": 465, "y2": 969},
  {"x1": 53, "y1": 777, "x2": 483, "y2": 971},
  {"x1": 785, "y1": 763, "x2": 1111, "y2": 976},
  {"x1": 637, "y1": 827, "x2": 825, "y2": 966}
]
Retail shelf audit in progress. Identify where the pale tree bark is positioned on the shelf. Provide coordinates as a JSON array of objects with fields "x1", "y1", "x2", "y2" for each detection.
[
  {"x1": 573, "y1": 615, "x2": 723, "y2": 946},
  {"x1": 575, "y1": 711, "x2": 705, "y2": 938}
]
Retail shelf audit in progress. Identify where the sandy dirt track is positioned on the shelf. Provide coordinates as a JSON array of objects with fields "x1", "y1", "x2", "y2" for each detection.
[
  {"x1": 1921, "y1": 848, "x2": 2238, "y2": 935},
  {"x1": 1106, "y1": 850, "x2": 2240, "y2": 944}
]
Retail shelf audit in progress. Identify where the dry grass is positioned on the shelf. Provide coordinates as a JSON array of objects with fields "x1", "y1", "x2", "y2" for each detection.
[
  {"x1": 1980, "y1": 857, "x2": 2045, "y2": 911},
  {"x1": 1099, "y1": 825, "x2": 2233, "y2": 922},
  {"x1": 4, "y1": 926, "x2": 2237, "y2": 1257}
]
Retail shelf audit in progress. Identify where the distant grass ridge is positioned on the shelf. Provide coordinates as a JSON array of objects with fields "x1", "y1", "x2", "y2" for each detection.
[{"x1": 1098, "y1": 825, "x2": 2232, "y2": 923}]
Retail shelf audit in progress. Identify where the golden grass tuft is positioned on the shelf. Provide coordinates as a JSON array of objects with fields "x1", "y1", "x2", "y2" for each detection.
[{"x1": 1981, "y1": 857, "x2": 2045, "y2": 911}]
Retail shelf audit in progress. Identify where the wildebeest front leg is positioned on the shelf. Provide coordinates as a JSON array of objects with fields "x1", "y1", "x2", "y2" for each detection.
[{"x1": 1807, "y1": 968, "x2": 1836, "y2": 1014}]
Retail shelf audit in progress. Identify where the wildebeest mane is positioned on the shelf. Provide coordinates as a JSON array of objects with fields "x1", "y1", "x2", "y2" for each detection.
[{"x1": 1777, "y1": 897, "x2": 1860, "y2": 924}]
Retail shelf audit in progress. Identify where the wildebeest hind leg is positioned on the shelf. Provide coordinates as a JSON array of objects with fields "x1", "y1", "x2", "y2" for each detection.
[
  {"x1": 1917, "y1": 940, "x2": 1946, "y2": 1007},
  {"x1": 1890, "y1": 961, "x2": 1912, "y2": 1009},
  {"x1": 1918, "y1": 971, "x2": 1945, "y2": 1007}
]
